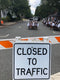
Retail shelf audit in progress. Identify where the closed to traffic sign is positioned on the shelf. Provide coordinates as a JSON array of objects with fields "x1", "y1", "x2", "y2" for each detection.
[{"x1": 13, "y1": 43, "x2": 51, "y2": 79}]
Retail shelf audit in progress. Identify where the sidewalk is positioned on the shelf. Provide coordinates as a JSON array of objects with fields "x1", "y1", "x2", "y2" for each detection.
[
  {"x1": 51, "y1": 72, "x2": 60, "y2": 80},
  {"x1": 0, "y1": 21, "x2": 17, "y2": 28}
]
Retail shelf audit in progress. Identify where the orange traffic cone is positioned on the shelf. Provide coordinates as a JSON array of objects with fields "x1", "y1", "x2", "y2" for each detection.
[{"x1": 1, "y1": 20, "x2": 4, "y2": 24}]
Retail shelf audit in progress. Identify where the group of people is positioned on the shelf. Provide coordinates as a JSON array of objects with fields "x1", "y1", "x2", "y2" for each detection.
[
  {"x1": 27, "y1": 20, "x2": 39, "y2": 30},
  {"x1": 42, "y1": 17, "x2": 60, "y2": 31}
]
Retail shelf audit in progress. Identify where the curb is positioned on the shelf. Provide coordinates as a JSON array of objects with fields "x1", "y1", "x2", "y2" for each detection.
[
  {"x1": 51, "y1": 72, "x2": 60, "y2": 80},
  {"x1": 0, "y1": 22, "x2": 16, "y2": 28},
  {"x1": 0, "y1": 20, "x2": 22, "y2": 28}
]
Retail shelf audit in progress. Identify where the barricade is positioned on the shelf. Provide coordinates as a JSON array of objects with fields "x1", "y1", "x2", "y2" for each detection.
[{"x1": 0, "y1": 35, "x2": 60, "y2": 50}]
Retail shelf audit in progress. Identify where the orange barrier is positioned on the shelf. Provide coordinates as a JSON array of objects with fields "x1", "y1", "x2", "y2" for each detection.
[
  {"x1": 0, "y1": 35, "x2": 60, "y2": 49},
  {"x1": 21, "y1": 39, "x2": 28, "y2": 41},
  {"x1": 55, "y1": 37, "x2": 60, "y2": 42},
  {"x1": 0, "y1": 41, "x2": 13, "y2": 48}
]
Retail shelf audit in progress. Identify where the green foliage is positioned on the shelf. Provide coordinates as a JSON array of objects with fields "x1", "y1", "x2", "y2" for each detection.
[
  {"x1": 12, "y1": 0, "x2": 32, "y2": 19},
  {"x1": 0, "y1": 0, "x2": 12, "y2": 19},
  {"x1": 1, "y1": 16, "x2": 12, "y2": 22},
  {"x1": 1, "y1": 17, "x2": 7, "y2": 22},
  {"x1": 47, "y1": 0, "x2": 60, "y2": 12},
  {"x1": 7, "y1": 12, "x2": 12, "y2": 19},
  {"x1": 0, "y1": 0, "x2": 12, "y2": 9},
  {"x1": 0, "y1": 0, "x2": 32, "y2": 20},
  {"x1": 35, "y1": 0, "x2": 60, "y2": 19}
]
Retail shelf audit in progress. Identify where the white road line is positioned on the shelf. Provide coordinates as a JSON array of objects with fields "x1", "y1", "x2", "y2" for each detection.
[{"x1": 0, "y1": 34, "x2": 9, "y2": 38}]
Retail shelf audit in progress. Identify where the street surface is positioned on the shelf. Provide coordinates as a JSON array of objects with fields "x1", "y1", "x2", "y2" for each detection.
[{"x1": 0, "y1": 21, "x2": 60, "y2": 80}]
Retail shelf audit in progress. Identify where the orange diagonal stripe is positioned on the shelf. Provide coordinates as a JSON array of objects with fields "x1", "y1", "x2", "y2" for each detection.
[
  {"x1": 21, "y1": 39, "x2": 28, "y2": 41},
  {"x1": 55, "y1": 37, "x2": 60, "y2": 42},
  {"x1": 38, "y1": 38, "x2": 43, "y2": 41},
  {"x1": 0, "y1": 41, "x2": 13, "y2": 48}
]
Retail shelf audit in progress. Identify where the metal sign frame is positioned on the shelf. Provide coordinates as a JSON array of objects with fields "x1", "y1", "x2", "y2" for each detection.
[{"x1": 12, "y1": 43, "x2": 51, "y2": 80}]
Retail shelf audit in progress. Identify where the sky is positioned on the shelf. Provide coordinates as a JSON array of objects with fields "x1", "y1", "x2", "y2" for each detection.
[{"x1": 29, "y1": 0, "x2": 41, "y2": 15}]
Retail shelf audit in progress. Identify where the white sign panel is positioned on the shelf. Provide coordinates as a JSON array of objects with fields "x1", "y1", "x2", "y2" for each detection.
[{"x1": 13, "y1": 43, "x2": 50, "y2": 79}]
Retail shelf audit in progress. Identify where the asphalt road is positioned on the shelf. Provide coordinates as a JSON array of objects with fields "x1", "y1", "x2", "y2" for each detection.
[{"x1": 0, "y1": 21, "x2": 60, "y2": 80}]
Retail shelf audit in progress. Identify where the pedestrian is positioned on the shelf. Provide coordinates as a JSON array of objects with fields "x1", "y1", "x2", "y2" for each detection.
[
  {"x1": 57, "y1": 22, "x2": 60, "y2": 30},
  {"x1": 27, "y1": 20, "x2": 33, "y2": 29},
  {"x1": 34, "y1": 20, "x2": 39, "y2": 29}
]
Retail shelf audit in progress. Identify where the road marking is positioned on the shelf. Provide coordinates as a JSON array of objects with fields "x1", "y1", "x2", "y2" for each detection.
[{"x1": 0, "y1": 34, "x2": 9, "y2": 38}]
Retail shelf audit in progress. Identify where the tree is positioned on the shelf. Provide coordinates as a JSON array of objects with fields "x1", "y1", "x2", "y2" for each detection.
[
  {"x1": 0, "y1": 0, "x2": 32, "y2": 22},
  {"x1": 47, "y1": 0, "x2": 60, "y2": 12},
  {"x1": 0, "y1": 0, "x2": 12, "y2": 22},
  {"x1": 35, "y1": 0, "x2": 60, "y2": 19},
  {"x1": 12, "y1": 0, "x2": 32, "y2": 19}
]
